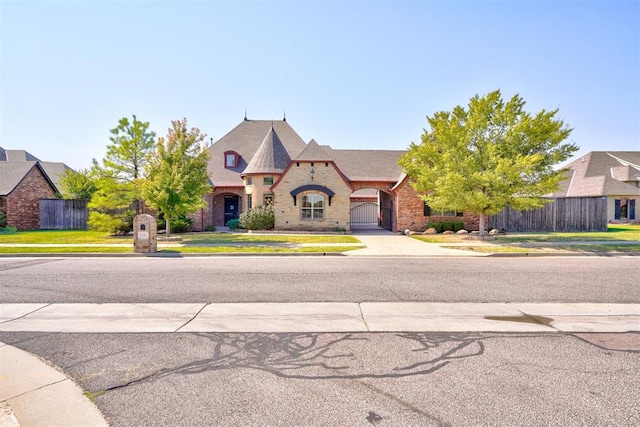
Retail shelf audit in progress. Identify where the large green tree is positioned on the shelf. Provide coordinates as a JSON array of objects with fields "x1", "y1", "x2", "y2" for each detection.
[
  {"x1": 142, "y1": 118, "x2": 211, "y2": 237},
  {"x1": 105, "y1": 115, "x2": 156, "y2": 182},
  {"x1": 399, "y1": 90, "x2": 578, "y2": 236},
  {"x1": 58, "y1": 168, "x2": 97, "y2": 200},
  {"x1": 88, "y1": 116, "x2": 156, "y2": 233}
]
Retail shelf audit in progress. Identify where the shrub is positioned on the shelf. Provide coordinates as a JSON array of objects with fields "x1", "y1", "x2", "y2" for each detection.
[
  {"x1": 453, "y1": 221, "x2": 465, "y2": 232},
  {"x1": 441, "y1": 221, "x2": 454, "y2": 232},
  {"x1": 227, "y1": 219, "x2": 241, "y2": 230},
  {"x1": 0, "y1": 211, "x2": 6, "y2": 228},
  {"x1": 240, "y1": 204, "x2": 275, "y2": 230},
  {"x1": 157, "y1": 216, "x2": 192, "y2": 233},
  {"x1": 427, "y1": 221, "x2": 443, "y2": 233},
  {"x1": 89, "y1": 209, "x2": 135, "y2": 235}
]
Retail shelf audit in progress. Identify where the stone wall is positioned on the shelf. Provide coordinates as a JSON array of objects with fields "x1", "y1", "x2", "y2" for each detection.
[
  {"x1": 273, "y1": 162, "x2": 352, "y2": 231},
  {"x1": 6, "y1": 166, "x2": 56, "y2": 230}
]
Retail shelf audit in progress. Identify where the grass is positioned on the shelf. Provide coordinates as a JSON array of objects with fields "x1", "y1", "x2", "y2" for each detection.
[
  {"x1": 495, "y1": 224, "x2": 640, "y2": 243},
  {"x1": 0, "y1": 229, "x2": 362, "y2": 254}
]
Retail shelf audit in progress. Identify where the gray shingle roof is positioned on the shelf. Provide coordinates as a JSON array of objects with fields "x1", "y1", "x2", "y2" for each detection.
[
  {"x1": 0, "y1": 162, "x2": 57, "y2": 196},
  {"x1": 293, "y1": 139, "x2": 333, "y2": 161},
  {"x1": 0, "y1": 148, "x2": 41, "y2": 162},
  {"x1": 553, "y1": 151, "x2": 640, "y2": 197},
  {"x1": 242, "y1": 127, "x2": 292, "y2": 175},
  {"x1": 330, "y1": 149, "x2": 406, "y2": 182},
  {"x1": 207, "y1": 120, "x2": 307, "y2": 187}
]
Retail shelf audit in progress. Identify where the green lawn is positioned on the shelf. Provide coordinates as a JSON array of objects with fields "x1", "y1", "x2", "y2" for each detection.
[
  {"x1": 495, "y1": 224, "x2": 640, "y2": 242},
  {"x1": 0, "y1": 229, "x2": 361, "y2": 254}
]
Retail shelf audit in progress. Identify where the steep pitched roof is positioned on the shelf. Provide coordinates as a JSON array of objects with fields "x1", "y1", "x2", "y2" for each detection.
[
  {"x1": 242, "y1": 126, "x2": 292, "y2": 175},
  {"x1": 0, "y1": 148, "x2": 40, "y2": 162},
  {"x1": 293, "y1": 139, "x2": 333, "y2": 162},
  {"x1": 0, "y1": 162, "x2": 57, "y2": 196},
  {"x1": 553, "y1": 151, "x2": 640, "y2": 197},
  {"x1": 207, "y1": 119, "x2": 307, "y2": 187}
]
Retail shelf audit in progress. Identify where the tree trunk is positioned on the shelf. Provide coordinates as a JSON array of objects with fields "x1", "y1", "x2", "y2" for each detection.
[
  {"x1": 479, "y1": 213, "x2": 486, "y2": 238},
  {"x1": 166, "y1": 216, "x2": 171, "y2": 238}
]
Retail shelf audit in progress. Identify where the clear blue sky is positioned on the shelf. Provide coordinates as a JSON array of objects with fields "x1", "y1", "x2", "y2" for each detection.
[{"x1": 1, "y1": 0, "x2": 638, "y2": 170}]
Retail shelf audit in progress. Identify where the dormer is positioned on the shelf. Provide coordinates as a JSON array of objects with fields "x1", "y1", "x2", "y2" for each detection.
[{"x1": 224, "y1": 150, "x2": 240, "y2": 169}]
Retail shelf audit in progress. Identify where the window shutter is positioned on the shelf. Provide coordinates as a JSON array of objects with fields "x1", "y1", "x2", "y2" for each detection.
[
  {"x1": 614, "y1": 199, "x2": 621, "y2": 220},
  {"x1": 630, "y1": 199, "x2": 636, "y2": 220}
]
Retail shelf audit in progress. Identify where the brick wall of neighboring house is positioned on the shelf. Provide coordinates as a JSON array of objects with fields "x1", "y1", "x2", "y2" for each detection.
[
  {"x1": 6, "y1": 166, "x2": 56, "y2": 230},
  {"x1": 273, "y1": 162, "x2": 352, "y2": 231},
  {"x1": 394, "y1": 178, "x2": 479, "y2": 232},
  {"x1": 187, "y1": 192, "x2": 216, "y2": 231}
]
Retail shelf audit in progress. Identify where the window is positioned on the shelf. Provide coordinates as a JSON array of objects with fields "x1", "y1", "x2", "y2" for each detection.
[
  {"x1": 264, "y1": 194, "x2": 273, "y2": 205},
  {"x1": 245, "y1": 177, "x2": 252, "y2": 185},
  {"x1": 224, "y1": 151, "x2": 239, "y2": 168},
  {"x1": 615, "y1": 198, "x2": 636, "y2": 220},
  {"x1": 247, "y1": 194, "x2": 252, "y2": 209},
  {"x1": 301, "y1": 194, "x2": 324, "y2": 220},
  {"x1": 263, "y1": 176, "x2": 273, "y2": 185},
  {"x1": 423, "y1": 203, "x2": 462, "y2": 217}
]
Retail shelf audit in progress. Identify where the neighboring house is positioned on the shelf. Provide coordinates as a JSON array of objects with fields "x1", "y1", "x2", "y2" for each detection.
[
  {"x1": 552, "y1": 151, "x2": 640, "y2": 223},
  {"x1": 0, "y1": 147, "x2": 72, "y2": 230},
  {"x1": 0, "y1": 147, "x2": 71, "y2": 191},
  {"x1": 190, "y1": 117, "x2": 479, "y2": 232},
  {"x1": 0, "y1": 162, "x2": 58, "y2": 230}
]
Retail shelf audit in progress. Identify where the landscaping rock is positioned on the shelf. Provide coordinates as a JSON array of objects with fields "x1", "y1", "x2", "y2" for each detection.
[
  {"x1": 443, "y1": 230, "x2": 454, "y2": 235},
  {"x1": 456, "y1": 229, "x2": 469, "y2": 234},
  {"x1": 489, "y1": 228, "x2": 500, "y2": 235},
  {"x1": 423, "y1": 228, "x2": 437, "y2": 235}
]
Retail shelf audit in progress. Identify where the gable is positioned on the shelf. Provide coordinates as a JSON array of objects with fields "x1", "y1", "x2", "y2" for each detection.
[{"x1": 0, "y1": 162, "x2": 57, "y2": 196}]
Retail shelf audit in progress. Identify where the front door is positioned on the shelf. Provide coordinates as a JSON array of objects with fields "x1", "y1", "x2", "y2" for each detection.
[{"x1": 224, "y1": 195, "x2": 239, "y2": 225}]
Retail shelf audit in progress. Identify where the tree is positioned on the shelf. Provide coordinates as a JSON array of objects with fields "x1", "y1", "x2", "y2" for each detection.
[
  {"x1": 105, "y1": 115, "x2": 156, "y2": 182},
  {"x1": 58, "y1": 168, "x2": 97, "y2": 200},
  {"x1": 399, "y1": 90, "x2": 578, "y2": 236},
  {"x1": 142, "y1": 118, "x2": 211, "y2": 237}
]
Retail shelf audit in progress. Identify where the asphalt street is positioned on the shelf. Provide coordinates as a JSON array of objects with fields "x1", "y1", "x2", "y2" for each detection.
[
  {"x1": 1, "y1": 256, "x2": 638, "y2": 303},
  {"x1": 1, "y1": 255, "x2": 639, "y2": 426},
  {"x1": 2, "y1": 330, "x2": 639, "y2": 426}
]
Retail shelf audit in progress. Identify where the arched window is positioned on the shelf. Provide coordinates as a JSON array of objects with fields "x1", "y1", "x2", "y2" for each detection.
[{"x1": 301, "y1": 194, "x2": 324, "y2": 220}]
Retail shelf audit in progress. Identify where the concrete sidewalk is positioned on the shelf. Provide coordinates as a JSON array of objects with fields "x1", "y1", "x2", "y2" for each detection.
[{"x1": 1, "y1": 302, "x2": 638, "y2": 426}]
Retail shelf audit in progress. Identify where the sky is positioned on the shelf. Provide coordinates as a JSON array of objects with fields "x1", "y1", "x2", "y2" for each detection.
[{"x1": 1, "y1": 0, "x2": 638, "y2": 170}]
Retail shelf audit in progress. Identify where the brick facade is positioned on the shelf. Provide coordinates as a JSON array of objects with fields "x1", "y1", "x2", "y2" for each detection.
[
  {"x1": 394, "y1": 177, "x2": 479, "y2": 232},
  {"x1": 6, "y1": 165, "x2": 57, "y2": 230},
  {"x1": 273, "y1": 162, "x2": 352, "y2": 231}
]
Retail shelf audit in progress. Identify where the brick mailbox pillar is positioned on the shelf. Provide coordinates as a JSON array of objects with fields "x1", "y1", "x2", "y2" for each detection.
[{"x1": 133, "y1": 214, "x2": 157, "y2": 253}]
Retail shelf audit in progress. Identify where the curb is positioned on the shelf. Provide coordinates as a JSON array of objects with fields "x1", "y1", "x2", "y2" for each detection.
[{"x1": 0, "y1": 341, "x2": 109, "y2": 427}]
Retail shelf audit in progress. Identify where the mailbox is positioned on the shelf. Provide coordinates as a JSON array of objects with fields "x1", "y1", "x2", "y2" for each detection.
[{"x1": 133, "y1": 214, "x2": 157, "y2": 253}]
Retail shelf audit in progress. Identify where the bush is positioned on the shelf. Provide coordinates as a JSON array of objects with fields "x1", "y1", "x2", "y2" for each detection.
[
  {"x1": 240, "y1": 204, "x2": 274, "y2": 230},
  {"x1": 427, "y1": 220, "x2": 465, "y2": 233},
  {"x1": 0, "y1": 211, "x2": 7, "y2": 229},
  {"x1": 89, "y1": 210, "x2": 135, "y2": 235},
  {"x1": 227, "y1": 219, "x2": 241, "y2": 230},
  {"x1": 157, "y1": 216, "x2": 192, "y2": 234},
  {"x1": 427, "y1": 221, "x2": 443, "y2": 233},
  {"x1": 453, "y1": 221, "x2": 465, "y2": 232}
]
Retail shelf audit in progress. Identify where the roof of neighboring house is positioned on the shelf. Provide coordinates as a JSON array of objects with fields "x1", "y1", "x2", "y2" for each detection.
[
  {"x1": 207, "y1": 119, "x2": 307, "y2": 187},
  {"x1": 0, "y1": 161, "x2": 57, "y2": 196},
  {"x1": 0, "y1": 146, "x2": 72, "y2": 190},
  {"x1": 0, "y1": 148, "x2": 41, "y2": 162},
  {"x1": 242, "y1": 126, "x2": 292, "y2": 175},
  {"x1": 553, "y1": 151, "x2": 640, "y2": 197}
]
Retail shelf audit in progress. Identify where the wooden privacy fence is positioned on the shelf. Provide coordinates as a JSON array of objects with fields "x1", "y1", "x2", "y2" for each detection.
[
  {"x1": 488, "y1": 197, "x2": 607, "y2": 232},
  {"x1": 39, "y1": 199, "x2": 88, "y2": 229}
]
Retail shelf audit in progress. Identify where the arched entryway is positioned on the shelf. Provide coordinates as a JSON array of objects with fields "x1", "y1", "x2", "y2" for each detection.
[{"x1": 349, "y1": 188, "x2": 393, "y2": 230}]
